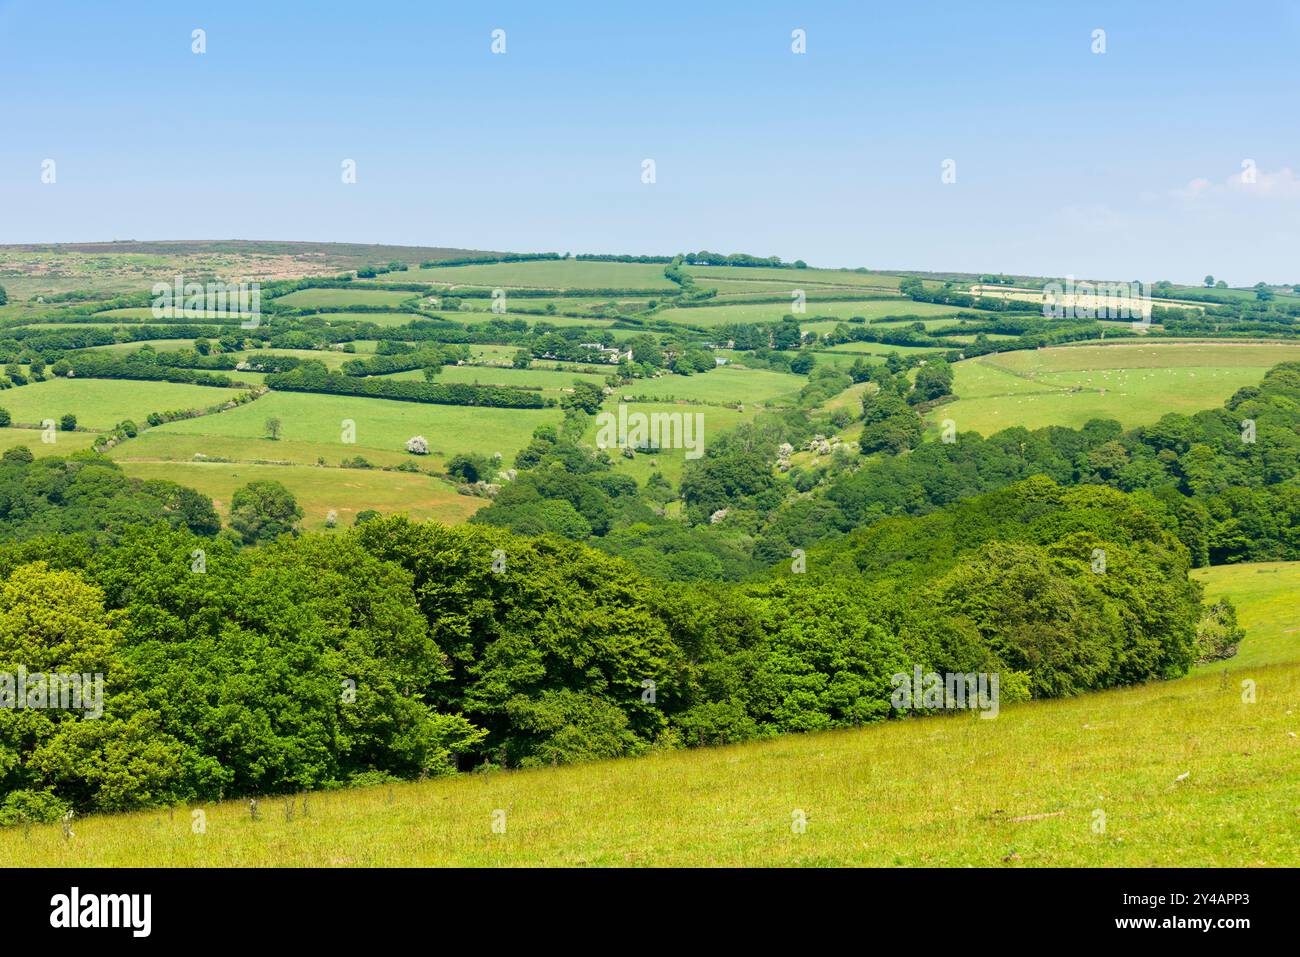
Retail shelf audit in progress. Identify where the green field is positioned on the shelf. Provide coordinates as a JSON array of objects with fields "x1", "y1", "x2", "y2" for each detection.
[
  {"x1": 1192, "y1": 562, "x2": 1300, "y2": 672},
  {"x1": 119, "y1": 460, "x2": 483, "y2": 531},
  {"x1": 683, "y1": 265, "x2": 905, "y2": 291},
  {"x1": 143, "y1": 391, "x2": 560, "y2": 466},
  {"x1": 932, "y1": 342, "x2": 1300, "y2": 435},
  {"x1": 457, "y1": 311, "x2": 614, "y2": 329},
  {"x1": 389, "y1": 260, "x2": 676, "y2": 290},
  {"x1": 271, "y1": 288, "x2": 417, "y2": 309},
  {"x1": 657, "y1": 299, "x2": 959, "y2": 328},
  {"x1": 97, "y1": 338, "x2": 198, "y2": 352},
  {"x1": 311, "y1": 311, "x2": 429, "y2": 327},
  {"x1": 0, "y1": 378, "x2": 240, "y2": 430},
  {"x1": 614, "y1": 367, "x2": 805, "y2": 405},
  {"x1": 0, "y1": 426, "x2": 98, "y2": 457},
  {"x1": 388, "y1": 365, "x2": 608, "y2": 391},
  {"x1": 10, "y1": 560, "x2": 1295, "y2": 867}
]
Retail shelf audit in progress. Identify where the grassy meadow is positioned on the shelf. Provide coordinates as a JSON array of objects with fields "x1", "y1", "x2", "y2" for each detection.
[
  {"x1": 118, "y1": 460, "x2": 483, "y2": 531},
  {"x1": 0, "y1": 378, "x2": 239, "y2": 430},
  {"x1": 658, "y1": 299, "x2": 958, "y2": 327},
  {"x1": 930, "y1": 342, "x2": 1300, "y2": 435},
  {"x1": 270, "y1": 288, "x2": 417, "y2": 309},
  {"x1": 391, "y1": 260, "x2": 677, "y2": 290}
]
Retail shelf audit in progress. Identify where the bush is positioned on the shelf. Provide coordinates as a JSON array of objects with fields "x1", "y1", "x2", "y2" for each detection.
[
  {"x1": 60, "y1": 414, "x2": 77, "y2": 432},
  {"x1": 0, "y1": 408, "x2": 10, "y2": 427},
  {"x1": 0, "y1": 789, "x2": 70, "y2": 826}
]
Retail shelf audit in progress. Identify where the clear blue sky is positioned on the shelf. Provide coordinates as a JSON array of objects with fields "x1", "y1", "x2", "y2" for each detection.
[{"x1": 2, "y1": 0, "x2": 1297, "y2": 284}]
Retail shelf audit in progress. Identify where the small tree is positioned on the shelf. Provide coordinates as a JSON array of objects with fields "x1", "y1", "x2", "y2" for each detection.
[
  {"x1": 229, "y1": 480, "x2": 303, "y2": 544},
  {"x1": 265, "y1": 417, "x2": 282, "y2": 441},
  {"x1": 60, "y1": 414, "x2": 77, "y2": 432},
  {"x1": 1204, "y1": 274, "x2": 1214, "y2": 287},
  {"x1": 405, "y1": 435, "x2": 429, "y2": 455},
  {"x1": 0, "y1": 408, "x2": 9, "y2": 427}
]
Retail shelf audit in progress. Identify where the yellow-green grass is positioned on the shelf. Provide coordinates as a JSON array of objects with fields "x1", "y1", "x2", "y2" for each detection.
[
  {"x1": 456, "y1": 311, "x2": 613, "y2": 329},
  {"x1": 683, "y1": 266, "x2": 906, "y2": 291},
  {"x1": 802, "y1": 316, "x2": 973, "y2": 337},
  {"x1": 821, "y1": 341, "x2": 944, "y2": 356},
  {"x1": 819, "y1": 380, "x2": 874, "y2": 416},
  {"x1": 96, "y1": 338, "x2": 201, "y2": 353},
  {"x1": 108, "y1": 432, "x2": 416, "y2": 471},
  {"x1": 385, "y1": 365, "x2": 607, "y2": 391},
  {"x1": 0, "y1": 378, "x2": 239, "y2": 430},
  {"x1": 90, "y1": 308, "x2": 240, "y2": 322},
  {"x1": 615, "y1": 367, "x2": 805, "y2": 405},
  {"x1": 1192, "y1": 562, "x2": 1300, "y2": 671},
  {"x1": 467, "y1": 344, "x2": 523, "y2": 365},
  {"x1": 990, "y1": 341, "x2": 1300, "y2": 374},
  {"x1": 932, "y1": 343, "x2": 1300, "y2": 436},
  {"x1": 311, "y1": 311, "x2": 428, "y2": 327},
  {"x1": 459, "y1": 297, "x2": 653, "y2": 315},
  {"x1": 146, "y1": 391, "x2": 562, "y2": 466},
  {"x1": 270, "y1": 288, "x2": 416, "y2": 309},
  {"x1": 0, "y1": 427, "x2": 98, "y2": 456},
  {"x1": 657, "y1": 299, "x2": 958, "y2": 328},
  {"x1": 11, "y1": 643, "x2": 1296, "y2": 866},
  {"x1": 118, "y1": 460, "x2": 483, "y2": 531},
  {"x1": 230, "y1": 347, "x2": 358, "y2": 371},
  {"x1": 389, "y1": 260, "x2": 677, "y2": 290}
]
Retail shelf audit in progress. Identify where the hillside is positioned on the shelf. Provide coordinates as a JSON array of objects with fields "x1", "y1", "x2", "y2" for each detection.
[{"x1": 5, "y1": 561, "x2": 1294, "y2": 867}]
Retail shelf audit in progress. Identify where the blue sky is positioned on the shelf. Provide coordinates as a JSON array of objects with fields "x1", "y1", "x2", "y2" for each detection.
[{"x1": 2, "y1": 0, "x2": 1297, "y2": 284}]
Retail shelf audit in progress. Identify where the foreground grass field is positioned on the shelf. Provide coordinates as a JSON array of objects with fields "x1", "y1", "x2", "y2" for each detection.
[{"x1": 6, "y1": 561, "x2": 1294, "y2": 866}]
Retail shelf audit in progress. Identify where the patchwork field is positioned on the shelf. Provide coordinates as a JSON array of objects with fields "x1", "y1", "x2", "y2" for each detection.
[
  {"x1": 684, "y1": 265, "x2": 905, "y2": 291},
  {"x1": 270, "y1": 288, "x2": 417, "y2": 309},
  {"x1": 614, "y1": 367, "x2": 805, "y2": 405},
  {"x1": 388, "y1": 260, "x2": 677, "y2": 290},
  {"x1": 119, "y1": 460, "x2": 483, "y2": 531},
  {"x1": 389, "y1": 365, "x2": 608, "y2": 390},
  {"x1": 931, "y1": 342, "x2": 1300, "y2": 435},
  {"x1": 0, "y1": 378, "x2": 241, "y2": 430},
  {"x1": 141, "y1": 391, "x2": 561, "y2": 467},
  {"x1": 12, "y1": 561, "x2": 1295, "y2": 867},
  {"x1": 658, "y1": 299, "x2": 959, "y2": 327}
]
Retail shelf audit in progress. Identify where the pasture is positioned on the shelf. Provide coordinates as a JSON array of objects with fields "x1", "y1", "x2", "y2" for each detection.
[
  {"x1": 270, "y1": 288, "x2": 416, "y2": 309},
  {"x1": 1192, "y1": 562, "x2": 1300, "y2": 671},
  {"x1": 118, "y1": 460, "x2": 483, "y2": 531},
  {"x1": 614, "y1": 367, "x2": 805, "y2": 405},
  {"x1": 144, "y1": 391, "x2": 561, "y2": 466},
  {"x1": 931, "y1": 342, "x2": 1300, "y2": 435},
  {"x1": 389, "y1": 260, "x2": 676, "y2": 290},
  {"x1": 657, "y1": 299, "x2": 959, "y2": 328},
  {"x1": 0, "y1": 378, "x2": 239, "y2": 430}
]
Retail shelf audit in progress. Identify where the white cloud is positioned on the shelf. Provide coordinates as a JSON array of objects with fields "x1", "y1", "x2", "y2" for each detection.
[{"x1": 1174, "y1": 167, "x2": 1300, "y2": 202}]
